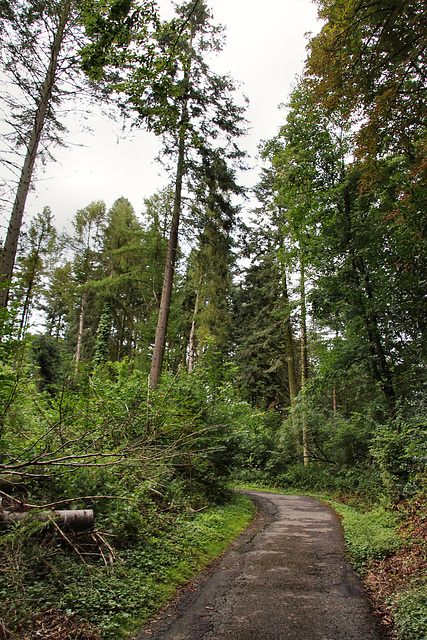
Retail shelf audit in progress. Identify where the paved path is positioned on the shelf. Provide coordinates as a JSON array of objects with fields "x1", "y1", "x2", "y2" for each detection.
[{"x1": 137, "y1": 491, "x2": 387, "y2": 640}]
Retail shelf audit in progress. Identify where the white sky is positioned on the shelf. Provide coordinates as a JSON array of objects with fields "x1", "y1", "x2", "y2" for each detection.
[{"x1": 12, "y1": 0, "x2": 321, "y2": 233}]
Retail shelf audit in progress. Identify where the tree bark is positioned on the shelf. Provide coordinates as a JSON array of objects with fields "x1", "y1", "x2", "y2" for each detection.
[
  {"x1": 187, "y1": 289, "x2": 200, "y2": 373},
  {"x1": 150, "y1": 101, "x2": 188, "y2": 388},
  {"x1": 0, "y1": 509, "x2": 94, "y2": 532},
  {"x1": 282, "y1": 268, "x2": 298, "y2": 405},
  {"x1": 74, "y1": 289, "x2": 88, "y2": 372},
  {"x1": 0, "y1": 0, "x2": 72, "y2": 311},
  {"x1": 300, "y1": 259, "x2": 309, "y2": 467}
]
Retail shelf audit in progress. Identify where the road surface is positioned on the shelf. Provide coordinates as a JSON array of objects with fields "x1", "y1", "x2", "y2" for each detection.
[{"x1": 136, "y1": 491, "x2": 387, "y2": 640}]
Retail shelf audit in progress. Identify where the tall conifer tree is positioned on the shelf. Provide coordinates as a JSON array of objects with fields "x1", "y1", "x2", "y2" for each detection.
[{"x1": 117, "y1": 0, "x2": 246, "y2": 386}]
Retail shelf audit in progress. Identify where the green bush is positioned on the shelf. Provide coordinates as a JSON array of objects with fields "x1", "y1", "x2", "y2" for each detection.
[{"x1": 372, "y1": 396, "x2": 427, "y2": 500}]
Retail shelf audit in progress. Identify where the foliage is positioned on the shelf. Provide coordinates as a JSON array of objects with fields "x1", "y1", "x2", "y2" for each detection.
[
  {"x1": 0, "y1": 345, "x2": 257, "y2": 638},
  {"x1": 0, "y1": 491, "x2": 254, "y2": 639},
  {"x1": 329, "y1": 501, "x2": 401, "y2": 571},
  {"x1": 94, "y1": 301, "x2": 112, "y2": 365},
  {"x1": 394, "y1": 589, "x2": 427, "y2": 640},
  {"x1": 307, "y1": 0, "x2": 427, "y2": 164},
  {"x1": 372, "y1": 393, "x2": 427, "y2": 500},
  {"x1": 29, "y1": 333, "x2": 63, "y2": 394}
]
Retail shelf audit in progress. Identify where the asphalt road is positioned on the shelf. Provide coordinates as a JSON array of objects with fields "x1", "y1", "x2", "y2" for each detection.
[{"x1": 136, "y1": 491, "x2": 387, "y2": 640}]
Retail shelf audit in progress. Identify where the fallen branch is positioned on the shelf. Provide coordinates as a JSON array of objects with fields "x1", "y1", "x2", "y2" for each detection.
[{"x1": 50, "y1": 519, "x2": 90, "y2": 566}]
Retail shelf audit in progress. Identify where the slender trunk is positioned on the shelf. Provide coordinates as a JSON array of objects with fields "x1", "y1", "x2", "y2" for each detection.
[
  {"x1": 333, "y1": 329, "x2": 338, "y2": 414},
  {"x1": 300, "y1": 260, "x2": 309, "y2": 467},
  {"x1": 0, "y1": 0, "x2": 71, "y2": 311},
  {"x1": 74, "y1": 289, "x2": 87, "y2": 372},
  {"x1": 18, "y1": 283, "x2": 33, "y2": 341},
  {"x1": 282, "y1": 268, "x2": 298, "y2": 405},
  {"x1": 150, "y1": 102, "x2": 188, "y2": 388},
  {"x1": 187, "y1": 290, "x2": 200, "y2": 374},
  {"x1": 18, "y1": 261, "x2": 39, "y2": 340}
]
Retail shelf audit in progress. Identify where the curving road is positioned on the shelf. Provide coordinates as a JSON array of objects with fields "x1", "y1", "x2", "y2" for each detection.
[{"x1": 136, "y1": 491, "x2": 388, "y2": 640}]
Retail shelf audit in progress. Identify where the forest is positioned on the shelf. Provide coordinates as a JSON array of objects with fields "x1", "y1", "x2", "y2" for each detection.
[{"x1": 0, "y1": 0, "x2": 426, "y2": 638}]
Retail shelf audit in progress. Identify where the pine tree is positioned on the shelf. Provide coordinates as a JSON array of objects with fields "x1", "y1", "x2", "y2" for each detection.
[
  {"x1": 117, "y1": 0, "x2": 246, "y2": 386},
  {"x1": 94, "y1": 300, "x2": 112, "y2": 365}
]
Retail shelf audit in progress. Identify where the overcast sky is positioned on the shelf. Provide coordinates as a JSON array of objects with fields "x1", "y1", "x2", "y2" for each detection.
[{"x1": 19, "y1": 0, "x2": 321, "y2": 233}]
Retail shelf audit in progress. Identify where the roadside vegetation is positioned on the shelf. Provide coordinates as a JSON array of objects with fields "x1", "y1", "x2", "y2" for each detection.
[{"x1": 0, "y1": 356, "x2": 256, "y2": 639}]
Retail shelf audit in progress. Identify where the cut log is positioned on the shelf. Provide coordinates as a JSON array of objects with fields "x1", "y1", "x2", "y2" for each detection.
[{"x1": 0, "y1": 509, "x2": 94, "y2": 532}]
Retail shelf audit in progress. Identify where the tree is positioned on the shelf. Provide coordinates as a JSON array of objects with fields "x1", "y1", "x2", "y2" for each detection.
[
  {"x1": 186, "y1": 210, "x2": 234, "y2": 371},
  {"x1": 30, "y1": 333, "x2": 62, "y2": 394},
  {"x1": 93, "y1": 300, "x2": 112, "y2": 365},
  {"x1": 307, "y1": 0, "x2": 427, "y2": 165},
  {"x1": 0, "y1": 0, "x2": 158, "y2": 311},
  {"x1": 253, "y1": 165, "x2": 299, "y2": 408},
  {"x1": 266, "y1": 82, "x2": 403, "y2": 416},
  {"x1": 117, "y1": 0, "x2": 246, "y2": 387},
  {"x1": 69, "y1": 200, "x2": 106, "y2": 369},
  {"x1": 13, "y1": 206, "x2": 60, "y2": 339},
  {"x1": 41, "y1": 262, "x2": 73, "y2": 339},
  {"x1": 142, "y1": 185, "x2": 174, "y2": 240},
  {"x1": 234, "y1": 223, "x2": 298, "y2": 410}
]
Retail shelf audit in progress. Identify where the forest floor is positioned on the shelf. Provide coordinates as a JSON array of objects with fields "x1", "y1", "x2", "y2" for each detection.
[
  {"x1": 136, "y1": 491, "x2": 387, "y2": 640},
  {"x1": 364, "y1": 492, "x2": 427, "y2": 635}
]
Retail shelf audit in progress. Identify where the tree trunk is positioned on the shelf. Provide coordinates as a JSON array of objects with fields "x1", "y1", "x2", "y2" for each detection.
[
  {"x1": 187, "y1": 290, "x2": 200, "y2": 373},
  {"x1": 18, "y1": 262, "x2": 38, "y2": 341},
  {"x1": 150, "y1": 113, "x2": 187, "y2": 388},
  {"x1": 0, "y1": 509, "x2": 94, "y2": 532},
  {"x1": 300, "y1": 260, "x2": 309, "y2": 467},
  {"x1": 0, "y1": 0, "x2": 72, "y2": 311},
  {"x1": 74, "y1": 289, "x2": 88, "y2": 372},
  {"x1": 282, "y1": 269, "x2": 298, "y2": 405},
  {"x1": 343, "y1": 184, "x2": 396, "y2": 416}
]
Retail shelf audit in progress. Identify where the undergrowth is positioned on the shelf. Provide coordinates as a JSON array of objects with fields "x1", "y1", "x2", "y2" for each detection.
[{"x1": 0, "y1": 493, "x2": 254, "y2": 639}]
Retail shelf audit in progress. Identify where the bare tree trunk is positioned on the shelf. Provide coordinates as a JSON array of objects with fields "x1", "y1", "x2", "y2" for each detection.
[
  {"x1": 282, "y1": 269, "x2": 298, "y2": 405},
  {"x1": 150, "y1": 116, "x2": 187, "y2": 388},
  {"x1": 300, "y1": 260, "x2": 309, "y2": 467},
  {"x1": 332, "y1": 329, "x2": 338, "y2": 414},
  {"x1": 18, "y1": 282, "x2": 34, "y2": 341},
  {"x1": 0, "y1": 509, "x2": 94, "y2": 532},
  {"x1": 187, "y1": 290, "x2": 200, "y2": 373},
  {"x1": 0, "y1": 0, "x2": 71, "y2": 311},
  {"x1": 74, "y1": 289, "x2": 87, "y2": 372}
]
